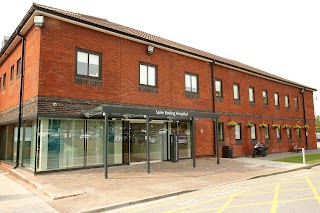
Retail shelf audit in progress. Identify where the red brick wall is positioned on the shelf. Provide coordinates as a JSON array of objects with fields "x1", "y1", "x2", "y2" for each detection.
[{"x1": 0, "y1": 26, "x2": 40, "y2": 112}]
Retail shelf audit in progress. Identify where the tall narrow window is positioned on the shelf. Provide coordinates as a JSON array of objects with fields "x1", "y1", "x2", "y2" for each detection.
[
  {"x1": 265, "y1": 126, "x2": 270, "y2": 139},
  {"x1": 262, "y1": 90, "x2": 268, "y2": 105},
  {"x1": 287, "y1": 128, "x2": 291, "y2": 139},
  {"x1": 10, "y1": 66, "x2": 14, "y2": 81},
  {"x1": 215, "y1": 79, "x2": 222, "y2": 97},
  {"x1": 0, "y1": 78, "x2": 2, "y2": 91},
  {"x1": 233, "y1": 84, "x2": 240, "y2": 100},
  {"x1": 274, "y1": 93, "x2": 279, "y2": 108},
  {"x1": 218, "y1": 122, "x2": 224, "y2": 141},
  {"x1": 3, "y1": 73, "x2": 6, "y2": 89},
  {"x1": 139, "y1": 63, "x2": 157, "y2": 87},
  {"x1": 249, "y1": 87, "x2": 255, "y2": 103},
  {"x1": 296, "y1": 128, "x2": 301, "y2": 139},
  {"x1": 294, "y1": 97, "x2": 299, "y2": 111},
  {"x1": 76, "y1": 49, "x2": 101, "y2": 78},
  {"x1": 285, "y1": 95, "x2": 290, "y2": 108},
  {"x1": 17, "y1": 58, "x2": 22, "y2": 77},
  {"x1": 235, "y1": 123, "x2": 241, "y2": 140},
  {"x1": 185, "y1": 73, "x2": 198, "y2": 93},
  {"x1": 276, "y1": 128, "x2": 281, "y2": 139},
  {"x1": 251, "y1": 125, "x2": 256, "y2": 140}
]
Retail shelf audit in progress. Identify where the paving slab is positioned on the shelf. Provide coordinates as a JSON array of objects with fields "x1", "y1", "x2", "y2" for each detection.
[{"x1": 1, "y1": 148, "x2": 320, "y2": 213}]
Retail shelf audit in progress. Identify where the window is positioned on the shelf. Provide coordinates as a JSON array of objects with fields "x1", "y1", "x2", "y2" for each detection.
[
  {"x1": 10, "y1": 66, "x2": 14, "y2": 81},
  {"x1": 294, "y1": 97, "x2": 299, "y2": 111},
  {"x1": 0, "y1": 78, "x2": 2, "y2": 91},
  {"x1": 265, "y1": 126, "x2": 270, "y2": 139},
  {"x1": 249, "y1": 87, "x2": 255, "y2": 103},
  {"x1": 215, "y1": 79, "x2": 222, "y2": 97},
  {"x1": 276, "y1": 128, "x2": 281, "y2": 139},
  {"x1": 262, "y1": 90, "x2": 268, "y2": 105},
  {"x1": 274, "y1": 93, "x2": 279, "y2": 107},
  {"x1": 251, "y1": 125, "x2": 256, "y2": 140},
  {"x1": 285, "y1": 95, "x2": 290, "y2": 108},
  {"x1": 76, "y1": 49, "x2": 101, "y2": 78},
  {"x1": 235, "y1": 123, "x2": 241, "y2": 140},
  {"x1": 3, "y1": 73, "x2": 6, "y2": 89},
  {"x1": 218, "y1": 122, "x2": 224, "y2": 141},
  {"x1": 287, "y1": 128, "x2": 292, "y2": 139},
  {"x1": 139, "y1": 63, "x2": 157, "y2": 87},
  {"x1": 233, "y1": 84, "x2": 240, "y2": 100},
  {"x1": 17, "y1": 58, "x2": 22, "y2": 77},
  {"x1": 185, "y1": 73, "x2": 198, "y2": 93},
  {"x1": 296, "y1": 128, "x2": 301, "y2": 139}
]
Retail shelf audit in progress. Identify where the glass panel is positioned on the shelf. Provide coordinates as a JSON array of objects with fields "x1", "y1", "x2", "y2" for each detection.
[
  {"x1": 294, "y1": 97, "x2": 298, "y2": 109},
  {"x1": 297, "y1": 129, "x2": 301, "y2": 138},
  {"x1": 77, "y1": 52, "x2": 88, "y2": 76},
  {"x1": 86, "y1": 120, "x2": 104, "y2": 165},
  {"x1": 274, "y1": 93, "x2": 279, "y2": 105},
  {"x1": 3, "y1": 125, "x2": 14, "y2": 162},
  {"x1": 148, "y1": 66, "x2": 156, "y2": 86},
  {"x1": 218, "y1": 122, "x2": 224, "y2": 141},
  {"x1": 178, "y1": 122, "x2": 191, "y2": 158},
  {"x1": 130, "y1": 123, "x2": 146, "y2": 162},
  {"x1": 215, "y1": 80, "x2": 221, "y2": 96},
  {"x1": 287, "y1": 129, "x2": 291, "y2": 139},
  {"x1": 139, "y1": 64, "x2": 148, "y2": 85},
  {"x1": 149, "y1": 123, "x2": 165, "y2": 161},
  {"x1": 20, "y1": 120, "x2": 36, "y2": 169},
  {"x1": 88, "y1": 54, "x2": 99, "y2": 77},
  {"x1": 38, "y1": 118, "x2": 85, "y2": 171},
  {"x1": 262, "y1": 91, "x2": 267, "y2": 104},
  {"x1": 185, "y1": 74, "x2": 191, "y2": 92},
  {"x1": 264, "y1": 127, "x2": 269, "y2": 139},
  {"x1": 233, "y1": 85, "x2": 239, "y2": 99},
  {"x1": 285, "y1": 96, "x2": 289, "y2": 107},
  {"x1": 191, "y1": 75, "x2": 197, "y2": 93},
  {"x1": 106, "y1": 120, "x2": 123, "y2": 165},
  {"x1": 235, "y1": 124, "x2": 241, "y2": 140},
  {"x1": 276, "y1": 128, "x2": 281, "y2": 139},
  {"x1": 251, "y1": 125, "x2": 256, "y2": 139},
  {"x1": 249, "y1": 88, "x2": 254, "y2": 102}
]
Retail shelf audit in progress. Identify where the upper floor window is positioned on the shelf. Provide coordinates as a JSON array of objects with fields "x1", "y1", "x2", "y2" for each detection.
[
  {"x1": 235, "y1": 123, "x2": 241, "y2": 140},
  {"x1": 10, "y1": 66, "x2": 14, "y2": 81},
  {"x1": 218, "y1": 122, "x2": 224, "y2": 141},
  {"x1": 2, "y1": 73, "x2": 6, "y2": 89},
  {"x1": 249, "y1": 87, "x2": 255, "y2": 103},
  {"x1": 185, "y1": 73, "x2": 198, "y2": 93},
  {"x1": 215, "y1": 79, "x2": 222, "y2": 97},
  {"x1": 294, "y1": 97, "x2": 299, "y2": 111},
  {"x1": 139, "y1": 63, "x2": 157, "y2": 87},
  {"x1": 233, "y1": 83, "x2": 240, "y2": 100},
  {"x1": 251, "y1": 125, "x2": 256, "y2": 140},
  {"x1": 76, "y1": 49, "x2": 101, "y2": 78},
  {"x1": 17, "y1": 58, "x2": 22, "y2": 78},
  {"x1": 262, "y1": 90, "x2": 268, "y2": 105},
  {"x1": 285, "y1": 95, "x2": 290, "y2": 108},
  {"x1": 274, "y1": 93, "x2": 279, "y2": 107}
]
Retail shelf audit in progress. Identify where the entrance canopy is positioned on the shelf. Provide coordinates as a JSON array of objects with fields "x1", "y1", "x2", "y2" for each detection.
[{"x1": 82, "y1": 104, "x2": 219, "y2": 179}]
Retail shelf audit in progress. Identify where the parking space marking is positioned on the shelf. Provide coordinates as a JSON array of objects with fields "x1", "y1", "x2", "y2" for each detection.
[
  {"x1": 217, "y1": 193, "x2": 238, "y2": 213},
  {"x1": 306, "y1": 176, "x2": 320, "y2": 204},
  {"x1": 270, "y1": 183, "x2": 280, "y2": 213}
]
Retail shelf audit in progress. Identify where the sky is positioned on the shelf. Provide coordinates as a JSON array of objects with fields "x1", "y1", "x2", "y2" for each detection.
[{"x1": 1, "y1": 0, "x2": 319, "y2": 115}]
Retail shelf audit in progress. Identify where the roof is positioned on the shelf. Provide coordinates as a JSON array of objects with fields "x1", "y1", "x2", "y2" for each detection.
[{"x1": 0, "y1": 3, "x2": 316, "y2": 91}]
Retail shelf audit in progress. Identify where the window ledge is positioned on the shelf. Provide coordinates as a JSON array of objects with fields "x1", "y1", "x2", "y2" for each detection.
[
  {"x1": 139, "y1": 85, "x2": 158, "y2": 93},
  {"x1": 75, "y1": 76, "x2": 102, "y2": 86},
  {"x1": 250, "y1": 102, "x2": 255, "y2": 107},
  {"x1": 216, "y1": 97, "x2": 223, "y2": 102},
  {"x1": 234, "y1": 99, "x2": 240, "y2": 105},
  {"x1": 236, "y1": 140, "x2": 242, "y2": 145},
  {"x1": 277, "y1": 139, "x2": 282, "y2": 143},
  {"x1": 185, "y1": 92, "x2": 200, "y2": 99},
  {"x1": 264, "y1": 104, "x2": 268, "y2": 109}
]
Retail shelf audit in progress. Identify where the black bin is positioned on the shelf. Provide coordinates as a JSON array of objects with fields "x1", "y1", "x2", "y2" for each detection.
[{"x1": 222, "y1": 146, "x2": 233, "y2": 158}]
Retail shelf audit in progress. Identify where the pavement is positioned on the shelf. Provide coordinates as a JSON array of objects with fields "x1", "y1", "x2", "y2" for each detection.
[{"x1": 1, "y1": 145, "x2": 320, "y2": 213}]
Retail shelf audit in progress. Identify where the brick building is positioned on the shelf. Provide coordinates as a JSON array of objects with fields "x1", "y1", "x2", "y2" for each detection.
[{"x1": 0, "y1": 3, "x2": 317, "y2": 173}]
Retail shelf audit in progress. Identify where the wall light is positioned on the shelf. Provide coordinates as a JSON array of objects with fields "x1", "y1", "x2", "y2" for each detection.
[
  {"x1": 147, "y1": 45, "x2": 154, "y2": 55},
  {"x1": 34, "y1": 16, "x2": 44, "y2": 27}
]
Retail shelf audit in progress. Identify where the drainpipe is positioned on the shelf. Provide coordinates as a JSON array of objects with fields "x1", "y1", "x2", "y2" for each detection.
[
  {"x1": 211, "y1": 60, "x2": 219, "y2": 164},
  {"x1": 14, "y1": 35, "x2": 25, "y2": 169},
  {"x1": 301, "y1": 88, "x2": 308, "y2": 149}
]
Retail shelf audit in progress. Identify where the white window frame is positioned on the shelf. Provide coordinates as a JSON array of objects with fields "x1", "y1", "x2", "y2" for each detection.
[
  {"x1": 251, "y1": 125, "x2": 256, "y2": 140},
  {"x1": 215, "y1": 79, "x2": 222, "y2": 97},
  {"x1": 185, "y1": 73, "x2": 198, "y2": 93},
  {"x1": 262, "y1": 90, "x2": 268, "y2": 105},
  {"x1": 235, "y1": 124, "x2": 241, "y2": 140},
  {"x1": 285, "y1": 95, "x2": 290, "y2": 108},
  {"x1": 233, "y1": 84, "x2": 240, "y2": 100},
  {"x1": 76, "y1": 49, "x2": 101, "y2": 78},
  {"x1": 249, "y1": 87, "x2": 255, "y2": 103},
  {"x1": 139, "y1": 63, "x2": 157, "y2": 87},
  {"x1": 274, "y1": 93, "x2": 279, "y2": 106}
]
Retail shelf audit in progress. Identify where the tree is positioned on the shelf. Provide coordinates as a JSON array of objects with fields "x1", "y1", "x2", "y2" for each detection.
[{"x1": 316, "y1": 115, "x2": 320, "y2": 133}]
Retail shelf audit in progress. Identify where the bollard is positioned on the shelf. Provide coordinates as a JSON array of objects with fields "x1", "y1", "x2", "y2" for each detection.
[{"x1": 302, "y1": 148, "x2": 306, "y2": 164}]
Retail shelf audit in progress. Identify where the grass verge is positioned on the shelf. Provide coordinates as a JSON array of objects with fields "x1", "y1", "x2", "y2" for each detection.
[{"x1": 274, "y1": 153, "x2": 320, "y2": 164}]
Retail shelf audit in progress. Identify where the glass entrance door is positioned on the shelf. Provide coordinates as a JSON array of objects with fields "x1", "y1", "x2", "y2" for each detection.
[{"x1": 129, "y1": 122, "x2": 166, "y2": 163}]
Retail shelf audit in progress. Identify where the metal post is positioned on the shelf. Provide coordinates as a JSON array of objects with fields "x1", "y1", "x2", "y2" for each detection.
[
  {"x1": 215, "y1": 119, "x2": 220, "y2": 164},
  {"x1": 146, "y1": 115, "x2": 150, "y2": 174},
  {"x1": 302, "y1": 148, "x2": 306, "y2": 164},
  {"x1": 192, "y1": 117, "x2": 196, "y2": 168},
  {"x1": 104, "y1": 113, "x2": 109, "y2": 179}
]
